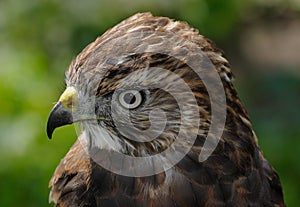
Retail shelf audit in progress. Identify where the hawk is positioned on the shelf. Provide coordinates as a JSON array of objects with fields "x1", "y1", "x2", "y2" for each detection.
[{"x1": 46, "y1": 13, "x2": 285, "y2": 207}]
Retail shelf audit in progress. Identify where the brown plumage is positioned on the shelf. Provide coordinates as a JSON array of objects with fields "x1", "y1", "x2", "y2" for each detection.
[{"x1": 46, "y1": 13, "x2": 285, "y2": 207}]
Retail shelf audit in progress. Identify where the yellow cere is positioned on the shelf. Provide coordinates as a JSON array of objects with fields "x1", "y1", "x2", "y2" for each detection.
[{"x1": 59, "y1": 86, "x2": 78, "y2": 109}]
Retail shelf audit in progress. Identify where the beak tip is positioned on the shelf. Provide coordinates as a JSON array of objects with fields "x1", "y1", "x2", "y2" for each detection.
[
  {"x1": 46, "y1": 128, "x2": 53, "y2": 139},
  {"x1": 46, "y1": 118, "x2": 54, "y2": 139},
  {"x1": 46, "y1": 102, "x2": 73, "y2": 140}
]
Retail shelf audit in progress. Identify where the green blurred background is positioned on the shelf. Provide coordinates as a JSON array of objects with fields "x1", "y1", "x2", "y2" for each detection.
[{"x1": 0, "y1": 0, "x2": 299, "y2": 206}]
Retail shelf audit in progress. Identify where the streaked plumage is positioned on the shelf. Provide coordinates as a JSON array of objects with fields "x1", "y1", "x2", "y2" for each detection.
[{"x1": 47, "y1": 13, "x2": 285, "y2": 207}]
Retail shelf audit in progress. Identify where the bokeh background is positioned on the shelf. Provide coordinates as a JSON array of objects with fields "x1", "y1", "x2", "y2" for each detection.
[{"x1": 0, "y1": 0, "x2": 299, "y2": 206}]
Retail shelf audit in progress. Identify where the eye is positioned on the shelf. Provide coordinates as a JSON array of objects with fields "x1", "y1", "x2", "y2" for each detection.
[{"x1": 118, "y1": 90, "x2": 143, "y2": 109}]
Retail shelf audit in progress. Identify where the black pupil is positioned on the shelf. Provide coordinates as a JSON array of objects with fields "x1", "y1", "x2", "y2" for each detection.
[{"x1": 124, "y1": 93, "x2": 136, "y2": 105}]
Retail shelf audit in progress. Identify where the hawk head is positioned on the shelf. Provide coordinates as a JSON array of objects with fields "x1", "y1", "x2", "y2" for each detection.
[{"x1": 46, "y1": 13, "x2": 233, "y2": 163}]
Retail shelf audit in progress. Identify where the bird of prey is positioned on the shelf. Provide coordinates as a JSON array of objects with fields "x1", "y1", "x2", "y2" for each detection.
[{"x1": 46, "y1": 13, "x2": 285, "y2": 207}]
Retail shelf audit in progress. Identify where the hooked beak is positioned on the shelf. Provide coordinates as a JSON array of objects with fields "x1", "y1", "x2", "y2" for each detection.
[{"x1": 46, "y1": 87, "x2": 77, "y2": 139}]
